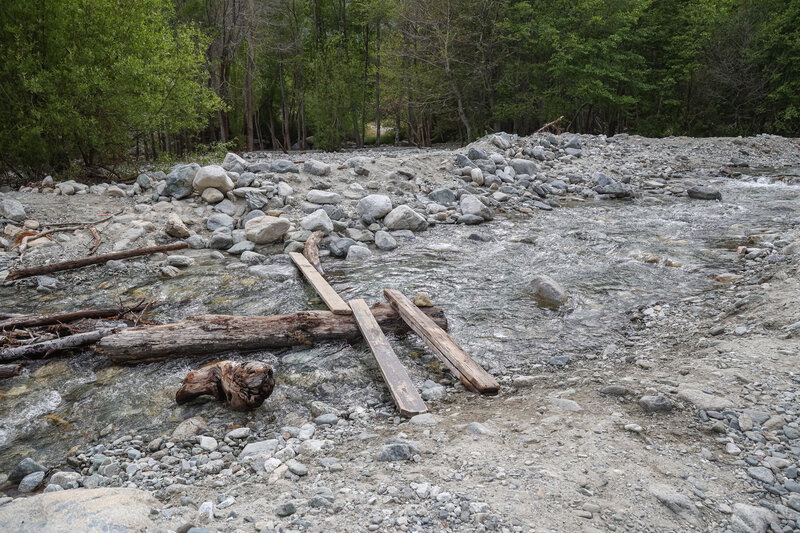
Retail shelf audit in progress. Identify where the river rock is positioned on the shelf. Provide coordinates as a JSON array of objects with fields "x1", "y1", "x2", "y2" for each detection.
[
  {"x1": 245, "y1": 216, "x2": 290, "y2": 244},
  {"x1": 165, "y1": 213, "x2": 190, "y2": 238},
  {"x1": 172, "y1": 416, "x2": 207, "y2": 440},
  {"x1": 527, "y1": 275, "x2": 567, "y2": 309},
  {"x1": 48, "y1": 471, "x2": 81, "y2": 489},
  {"x1": 510, "y1": 158, "x2": 536, "y2": 176},
  {"x1": 301, "y1": 209, "x2": 333, "y2": 234},
  {"x1": 650, "y1": 484, "x2": 699, "y2": 525},
  {"x1": 18, "y1": 471, "x2": 45, "y2": 493},
  {"x1": 222, "y1": 152, "x2": 247, "y2": 171},
  {"x1": 384, "y1": 205, "x2": 428, "y2": 232},
  {"x1": 306, "y1": 190, "x2": 341, "y2": 205},
  {"x1": 639, "y1": 395, "x2": 673, "y2": 413},
  {"x1": 428, "y1": 188, "x2": 457, "y2": 205},
  {"x1": 303, "y1": 159, "x2": 331, "y2": 176},
  {"x1": 357, "y1": 194, "x2": 393, "y2": 220},
  {"x1": 460, "y1": 194, "x2": 493, "y2": 221},
  {"x1": 248, "y1": 264, "x2": 296, "y2": 281},
  {"x1": 730, "y1": 503, "x2": 780, "y2": 533},
  {"x1": 272, "y1": 159, "x2": 299, "y2": 173},
  {"x1": 201, "y1": 187, "x2": 224, "y2": 203},
  {"x1": 329, "y1": 237, "x2": 357, "y2": 257},
  {"x1": 10, "y1": 457, "x2": 47, "y2": 482},
  {"x1": 346, "y1": 245, "x2": 372, "y2": 261},
  {"x1": 468, "y1": 147, "x2": 488, "y2": 160},
  {"x1": 687, "y1": 186, "x2": 722, "y2": 201},
  {"x1": 375, "y1": 440, "x2": 418, "y2": 462},
  {"x1": 0, "y1": 198, "x2": 27, "y2": 221},
  {"x1": 374, "y1": 231, "x2": 397, "y2": 251},
  {"x1": 207, "y1": 213, "x2": 235, "y2": 232},
  {"x1": 0, "y1": 488, "x2": 159, "y2": 531},
  {"x1": 165, "y1": 163, "x2": 200, "y2": 199},
  {"x1": 677, "y1": 388, "x2": 734, "y2": 411},
  {"x1": 193, "y1": 165, "x2": 234, "y2": 193}
]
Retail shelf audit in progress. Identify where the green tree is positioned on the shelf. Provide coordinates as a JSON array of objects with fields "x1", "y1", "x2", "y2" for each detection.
[{"x1": 0, "y1": 0, "x2": 221, "y2": 177}]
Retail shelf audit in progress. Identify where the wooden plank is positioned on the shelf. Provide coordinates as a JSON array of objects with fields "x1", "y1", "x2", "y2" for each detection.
[
  {"x1": 349, "y1": 299, "x2": 427, "y2": 417},
  {"x1": 289, "y1": 252, "x2": 351, "y2": 315},
  {"x1": 384, "y1": 289, "x2": 500, "y2": 395}
]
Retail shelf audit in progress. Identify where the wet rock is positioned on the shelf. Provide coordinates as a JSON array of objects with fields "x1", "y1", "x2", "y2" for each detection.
[
  {"x1": 414, "y1": 293, "x2": 433, "y2": 307},
  {"x1": 165, "y1": 163, "x2": 200, "y2": 199},
  {"x1": 165, "y1": 213, "x2": 190, "y2": 238},
  {"x1": 0, "y1": 198, "x2": 27, "y2": 221},
  {"x1": 0, "y1": 488, "x2": 159, "y2": 531},
  {"x1": 172, "y1": 416, "x2": 207, "y2": 440},
  {"x1": 303, "y1": 159, "x2": 331, "y2": 176},
  {"x1": 527, "y1": 275, "x2": 567, "y2": 309},
  {"x1": 10, "y1": 457, "x2": 47, "y2": 482},
  {"x1": 357, "y1": 194, "x2": 393, "y2": 220},
  {"x1": 222, "y1": 152, "x2": 247, "y2": 171},
  {"x1": 687, "y1": 186, "x2": 722, "y2": 200},
  {"x1": 306, "y1": 190, "x2": 341, "y2": 205},
  {"x1": 245, "y1": 216, "x2": 290, "y2": 244},
  {"x1": 346, "y1": 245, "x2": 372, "y2": 261},
  {"x1": 301, "y1": 209, "x2": 333, "y2": 234},
  {"x1": 374, "y1": 231, "x2": 397, "y2": 251},
  {"x1": 384, "y1": 205, "x2": 428, "y2": 232},
  {"x1": 329, "y1": 237, "x2": 357, "y2": 257},
  {"x1": 650, "y1": 484, "x2": 699, "y2": 525},
  {"x1": 248, "y1": 264, "x2": 296, "y2": 281},
  {"x1": 639, "y1": 395, "x2": 673, "y2": 413}
]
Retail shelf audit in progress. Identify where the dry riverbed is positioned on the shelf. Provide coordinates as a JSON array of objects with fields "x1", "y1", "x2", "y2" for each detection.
[{"x1": 0, "y1": 132, "x2": 799, "y2": 533}]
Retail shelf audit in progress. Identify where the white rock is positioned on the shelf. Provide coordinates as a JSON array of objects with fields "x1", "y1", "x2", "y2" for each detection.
[
  {"x1": 245, "y1": 216, "x2": 290, "y2": 244},
  {"x1": 199, "y1": 436, "x2": 218, "y2": 452},
  {"x1": 301, "y1": 209, "x2": 333, "y2": 234},
  {"x1": 201, "y1": 187, "x2": 224, "y2": 203},
  {"x1": 222, "y1": 152, "x2": 247, "y2": 171},
  {"x1": 356, "y1": 195, "x2": 393, "y2": 220},
  {"x1": 193, "y1": 165, "x2": 234, "y2": 192},
  {"x1": 384, "y1": 205, "x2": 428, "y2": 232}
]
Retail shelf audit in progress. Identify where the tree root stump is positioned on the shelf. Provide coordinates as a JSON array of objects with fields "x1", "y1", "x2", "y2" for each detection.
[{"x1": 175, "y1": 360, "x2": 275, "y2": 411}]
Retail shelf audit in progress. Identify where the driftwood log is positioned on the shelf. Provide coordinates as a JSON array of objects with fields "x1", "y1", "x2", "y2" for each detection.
[
  {"x1": 176, "y1": 360, "x2": 275, "y2": 411},
  {"x1": 0, "y1": 329, "x2": 116, "y2": 363},
  {"x1": 0, "y1": 364, "x2": 22, "y2": 379},
  {"x1": 4, "y1": 242, "x2": 188, "y2": 281},
  {"x1": 0, "y1": 303, "x2": 148, "y2": 331},
  {"x1": 96, "y1": 303, "x2": 448, "y2": 365},
  {"x1": 303, "y1": 231, "x2": 325, "y2": 276}
]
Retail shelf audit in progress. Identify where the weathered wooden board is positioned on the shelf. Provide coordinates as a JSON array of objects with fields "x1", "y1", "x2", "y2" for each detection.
[
  {"x1": 289, "y1": 252, "x2": 351, "y2": 315},
  {"x1": 349, "y1": 299, "x2": 427, "y2": 417},
  {"x1": 384, "y1": 289, "x2": 500, "y2": 395}
]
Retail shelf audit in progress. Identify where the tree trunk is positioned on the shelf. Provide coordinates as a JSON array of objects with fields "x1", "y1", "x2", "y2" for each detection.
[
  {"x1": 244, "y1": 0, "x2": 256, "y2": 152},
  {"x1": 1, "y1": 329, "x2": 115, "y2": 363},
  {"x1": 95, "y1": 304, "x2": 448, "y2": 365},
  {"x1": 278, "y1": 62, "x2": 291, "y2": 151},
  {"x1": 375, "y1": 22, "x2": 381, "y2": 146}
]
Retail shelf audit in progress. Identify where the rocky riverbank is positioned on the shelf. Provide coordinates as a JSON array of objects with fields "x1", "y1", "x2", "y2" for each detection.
[{"x1": 0, "y1": 133, "x2": 799, "y2": 532}]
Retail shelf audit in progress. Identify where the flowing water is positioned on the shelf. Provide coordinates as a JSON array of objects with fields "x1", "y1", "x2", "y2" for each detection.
[{"x1": 1, "y1": 173, "x2": 798, "y2": 472}]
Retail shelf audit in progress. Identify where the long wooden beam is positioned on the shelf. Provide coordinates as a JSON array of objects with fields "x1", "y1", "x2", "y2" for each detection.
[
  {"x1": 384, "y1": 289, "x2": 500, "y2": 395},
  {"x1": 289, "y1": 252, "x2": 351, "y2": 314},
  {"x1": 349, "y1": 299, "x2": 427, "y2": 417}
]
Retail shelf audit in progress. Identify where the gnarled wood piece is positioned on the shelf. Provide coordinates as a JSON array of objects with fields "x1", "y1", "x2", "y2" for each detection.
[
  {"x1": 176, "y1": 360, "x2": 275, "y2": 411},
  {"x1": 0, "y1": 364, "x2": 22, "y2": 379},
  {"x1": 5, "y1": 242, "x2": 188, "y2": 281},
  {"x1": 96, "y1": 303, "x2": 448, "y2": 365},
  {"x1": 303, "y1": 230, "x2": 325, "y2": 276},
  {"x1": 0, "y1": 303, "x2": 148, "y2": 330},
  {"x1": 0, "y1": 329, "x2": 115, "y2": 363}
]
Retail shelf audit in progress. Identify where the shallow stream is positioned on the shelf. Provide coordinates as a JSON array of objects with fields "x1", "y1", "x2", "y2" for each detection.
[{"x1": 1, "y1": 173, "x2": 798, "y2": 472}]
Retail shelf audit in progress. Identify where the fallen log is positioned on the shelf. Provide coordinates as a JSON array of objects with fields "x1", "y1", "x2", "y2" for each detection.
[
  {"x1": 0, "y1": 329, "x2": 115, "y2": 362},
  {"x1": 0, "y1": 363, "x2": 22, "y2": 379},
  {"x1": 96, "y1": 303, "x2": 448, "y2": 365},
  {"x1": 535, "y1": 115, "x2": 564, "y2": 134},
  {"x1": 303, "y1": 230, "x2": 325, "y2": 276},
  {"x1": 4, "y1": 242, "x2": 188, "y2": 281},
  {"x1": 176, "y1": 360, "x2": 275, "y2": 411},
  {"x1": 0, "y1": 303, "x2": 148, "y2": 331}
]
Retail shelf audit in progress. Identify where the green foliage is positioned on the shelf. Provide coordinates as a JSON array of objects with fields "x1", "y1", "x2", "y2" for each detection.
[{"x1": 0, "y1": 0, "x2": 222, "y2": 177}]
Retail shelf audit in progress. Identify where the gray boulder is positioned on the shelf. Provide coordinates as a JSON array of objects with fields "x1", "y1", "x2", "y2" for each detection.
[
  {"x1": 10, "y1": 457, "x2": 46, "y2": 482},
  {"x1": 206, "y1": 213, "x2": 235, "y2": 232},
  {"x1": 271, "y1": 160, "x2": 299, "y2": 173},
  {"x1": 1, "y1": 198, "x2": 31, "y2": 221},
  {"x1": 165, "y1": 163, "x2": 200, "y2": 199},
  {"x1": 301, "y1": 209, "x2": 334, "y2": 234},
  {"x1": 18, "y1": 471, "x2": 45, "y2": 493},
  {"x1": 346, "y1": 245, "x2": 372, "y2": 261},
  {"x1": 460, "y1": 194, "x2": 493, "y2": 221},
  {"x1": 329, "y1": 237, "x2": 357, "y2": 258},
  {"x1": 428, "y1": 188, "x2": 457, "y2": 205},
  {"x1": 468, "y1": 147, "x2": 488, "y2": 160},
  {"x1": 303, "y1": 159, "x2": 331, "y2": 176},
  {"x1": 374, "y1": 231, "x2": 398, "y2": 251},
  {"x1": 687, "y1": 186, "x2": 722, "y2": 201},
  {"x1": 245, "y1": 216, "x2": 290, "y2": 244},
  {"x1": 356, "y1": 194, "x2": 393, "y2": 220},
  {"x1": 222, "y1": 152, "x2": 247, "y2": 171},
  {"x1": 528, "y1": 274, "x2": 567, "y2": 309},
  {"x1": 384, "y1": 205, "x2": 428, "y2": 232},
  {"x1": 510, "y1": 158, "x2": 536, "y2": 176},
  {"x1": 193, "y1": 165, "x2": 234, "y2": 193},
  {"x1": 306, "y1": 190, "x2": 341, "y2": 205}
]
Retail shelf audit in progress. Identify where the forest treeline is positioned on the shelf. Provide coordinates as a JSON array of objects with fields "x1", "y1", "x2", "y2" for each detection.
[{"x1": 1, "y1": 0, "x2": 798, "y2": 177}]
